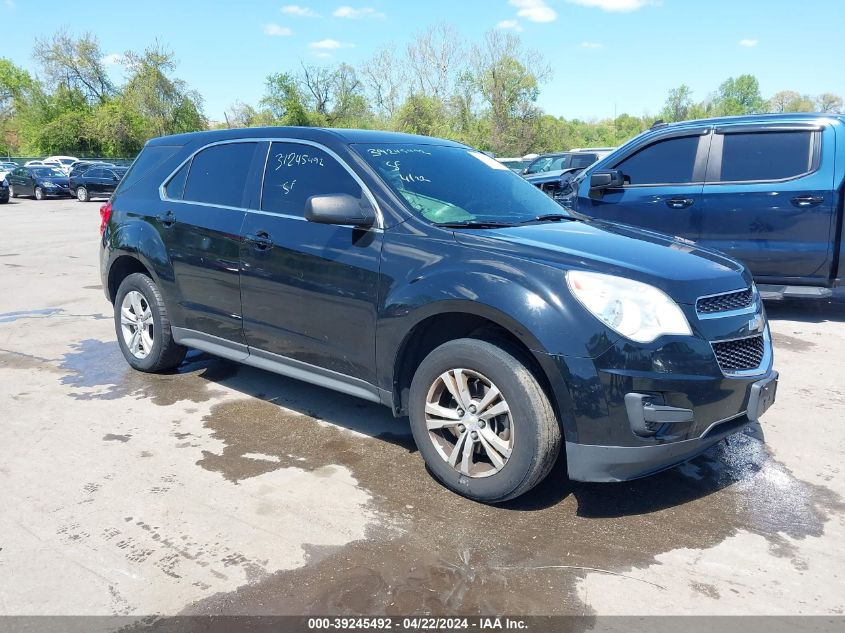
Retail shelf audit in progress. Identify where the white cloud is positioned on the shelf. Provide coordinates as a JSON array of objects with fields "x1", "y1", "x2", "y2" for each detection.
[
  {"x1": 496, "y1": 19, "x2": 523, "y2": 31},
  {"x1": 101, "y1": 53, "x2": 124, "y2": 66},
  {"x1": 281, "y1": 4, "x2": 319, "y2": 17},
  {"x1": 332, "y1": 6, "x2": 386, "y2": 19},
  {"x1": 566, "y1": 0, "x2": 654, "y2": 12},
  {"x1": 739, "y1": 38, "x2": 759, "y2": 47},
  {"x1": 264, "y1": 23, "x2": 293, "y2": 36},
  {"x1": 580, "y1": 41, "x2": 603, "y2": 48},
  {"x1": 308, "y1": 38, "x2": 353, "y2": 49},
  {"x1": 509, "y1": 0, "x2": 557, "y2": 22}
]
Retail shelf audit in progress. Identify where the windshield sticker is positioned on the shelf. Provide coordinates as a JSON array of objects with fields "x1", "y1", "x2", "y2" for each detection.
[{"x1": 468, "y1": 151, "x2": 509, "y2": 171}]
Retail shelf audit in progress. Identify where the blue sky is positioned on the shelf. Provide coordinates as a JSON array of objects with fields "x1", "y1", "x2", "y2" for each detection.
[{"x1": 2, "y1": 0, "x2": 843, "y2": 122}]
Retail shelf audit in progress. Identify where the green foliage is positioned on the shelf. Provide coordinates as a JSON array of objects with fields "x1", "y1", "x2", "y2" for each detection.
[
  {"x1": 713, "y1": 74, "x2": 765, "y2": 116},
  {"x1": 3, "y1": 28, "x2": 844, "y2": 160}
]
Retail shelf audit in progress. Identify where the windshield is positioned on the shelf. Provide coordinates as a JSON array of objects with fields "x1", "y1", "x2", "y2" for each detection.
[
  {"x1": 354, "y1": 143, "x2": 567, "y2": 225},
  {"x1": 32, "y1": 167, "x2": 65, "y2": 178}
]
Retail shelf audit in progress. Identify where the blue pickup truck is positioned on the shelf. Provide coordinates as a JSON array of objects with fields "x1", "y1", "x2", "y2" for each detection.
[{"x1": 565, "y1": 113, "x2": 845, "y2": 299}]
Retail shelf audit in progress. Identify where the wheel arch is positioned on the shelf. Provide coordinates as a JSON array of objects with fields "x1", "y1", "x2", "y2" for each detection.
[{"x1": 388, "y1": 303, "x2": 576, "y2": 439}]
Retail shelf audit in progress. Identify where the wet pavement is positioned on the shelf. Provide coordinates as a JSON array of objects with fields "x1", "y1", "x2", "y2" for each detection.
[{"x1": 1, "y1": 197, "x2": 844, "y2": 617}]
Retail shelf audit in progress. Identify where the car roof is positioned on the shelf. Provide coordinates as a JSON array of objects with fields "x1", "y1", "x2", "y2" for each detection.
[
  {"x1": 652, "y1": 112, "x2": 845, "y2": 133},
  {"x1": 146, "y1": 127, "x2": 469, "y2": 150}
]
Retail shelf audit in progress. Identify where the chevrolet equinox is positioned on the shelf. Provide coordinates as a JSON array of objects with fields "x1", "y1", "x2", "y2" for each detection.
[{"x1": 99, "y1": 128, "x2": 778, "y2": 503}]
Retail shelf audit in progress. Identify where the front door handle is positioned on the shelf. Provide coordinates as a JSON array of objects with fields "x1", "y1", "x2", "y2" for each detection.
[
  {"x1": 791, "y1": 195, "x2": 824, "y2": 208},
  {"x1": 245, "y1": 231, "x2": 274, "y2": 251},
  {"x1": 665, "y1": 197, "x2": 694, "y2": 209},
  {"x1": 156, "y1": 210, "x2": 175, "y2": 228}
]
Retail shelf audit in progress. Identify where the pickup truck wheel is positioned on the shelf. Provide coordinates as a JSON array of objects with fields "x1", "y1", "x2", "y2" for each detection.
[
  {"x1": 409, "y1": 338, "x2": 561, "y2": 503},
  {"x1": 114, "y1": 273, "x2": 187, "y2": 372}
]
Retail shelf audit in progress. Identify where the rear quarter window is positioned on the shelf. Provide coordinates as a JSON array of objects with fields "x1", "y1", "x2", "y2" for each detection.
[{"x1": 117, "y1": 145, "x2": 183, "y2": 194}]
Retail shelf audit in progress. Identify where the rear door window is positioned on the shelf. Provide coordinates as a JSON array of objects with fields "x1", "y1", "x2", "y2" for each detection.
[
  {"x1": 715, "y1": 131, "x2": 815, "y2": 182},
  {"x1": 614, "y1": 136, "x2": 700, "y2": 185},
  {"x1": 261, "y1": 142, "x2": 362, "y2": 217},
  {"x1": 183, "y1": 142, "x2": 257, "y2": 208}
]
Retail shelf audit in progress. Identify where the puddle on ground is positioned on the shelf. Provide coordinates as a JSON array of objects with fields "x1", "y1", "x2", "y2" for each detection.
[
  {"x1": 0, "y1": 308, "x2": 64, "y2": 323},
  {"x1": 168, "y1": 381, "x2": 844, "y2": 616},
  {"x1": 60, "y1": 340, "x2": 235, "y2": 405}
]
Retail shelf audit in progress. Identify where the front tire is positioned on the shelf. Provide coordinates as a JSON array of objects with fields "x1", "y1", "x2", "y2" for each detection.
[
  {"x1": 77, "y1": 186, "x2": 89, "y2": 202},
  {"x1": 114, "y1": 273, "x2": 187, "y2": 372},
  {"x1": 409, "y1": 338, "x2": 561, "y2": 503},
  {"x1": 9, "y1": 184, "x2": 17, "y2": 198},
  {"x1": 34, "y1": 186, "x2": 44, "y2": 200}
]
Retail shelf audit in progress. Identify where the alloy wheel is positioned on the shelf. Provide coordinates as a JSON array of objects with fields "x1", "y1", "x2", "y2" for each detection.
[
  {"x1": 120, "y1": 290, "x2": 154, "y2": 359},
  {"x1": 424, "y1": 368, "x2": 514, "y2": 478}
]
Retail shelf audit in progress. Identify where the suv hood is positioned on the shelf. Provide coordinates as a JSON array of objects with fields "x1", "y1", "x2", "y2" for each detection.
[{"x1": 453, "y1": 219, "x2": 750, "y2": 305}]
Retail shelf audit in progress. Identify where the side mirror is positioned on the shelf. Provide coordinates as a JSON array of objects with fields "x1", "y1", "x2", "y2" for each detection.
[
  {"x1": 589, "y1": 169, "x2": 624, "y2": 190},
  {"x1": 305, "y1": 193, "x2": 375, "y2": 227}
]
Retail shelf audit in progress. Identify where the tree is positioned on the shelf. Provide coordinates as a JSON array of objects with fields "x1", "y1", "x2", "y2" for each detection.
[
  {"x1": 713, "y1": 74, "x2": 765, "y2": 115},
  {"x1": 122, "y1": 44, "x2": 206, "y2": 138},
  {"x1": 406, "y1": 24, "x2": 464, "y2": 100},
  {"x1": 768, "y1": 90, "x2": 814, "y2": 113},
  {"x1": 471, "y1": 30, "x2": 550, "y2": 155},
  {"x1": 260, "y1": 72, "x2": 312, "y2": 125},
  {"x1": 361, "y1": 46, "x2": 403, "y2": 120},
  {"x1": 661, "y1": 85, "x2": 693, "y2": 122},
  {"x1": 33, "y1": 29, "x2": 114, "y2": 104},
  {"x1": 816, "y1": 93, "x2": 843, "y2": 114}
]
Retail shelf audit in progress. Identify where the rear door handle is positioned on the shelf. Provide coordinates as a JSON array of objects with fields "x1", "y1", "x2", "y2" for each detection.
[
  {"x1": 665, "y1": 198, "x2": 694, "y2": 209},
  {"x1": 791, "y1": 195, "x2": 824, "y2": 208},
  {"x1": 156, "y1": 210, "x2": 175, "y2": 227},
  {"x1": 245, "y1": 231, "x2": 274, "y2": 251}
]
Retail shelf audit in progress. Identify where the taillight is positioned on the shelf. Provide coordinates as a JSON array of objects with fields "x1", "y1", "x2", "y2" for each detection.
[{"x1": 99, "y1": 201, "x2": 112, "y2": 236}]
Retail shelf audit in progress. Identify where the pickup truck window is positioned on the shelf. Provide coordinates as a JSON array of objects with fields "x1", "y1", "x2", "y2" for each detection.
[
  {"x1": 355, "y1": 143, "x2": 564, "y2": 224},
  {"x1": 717, "y1": 131, "x2": 814, "y2": 182},
  {"x1": 261, "y1": 142, "x2": 362, "y2": 217},
  {"x1": 614, "y1": 135, "x2": 700, "y2": 185},
  {"x1": 183, "y1": 142, "x2": 256, "y2": 208}
]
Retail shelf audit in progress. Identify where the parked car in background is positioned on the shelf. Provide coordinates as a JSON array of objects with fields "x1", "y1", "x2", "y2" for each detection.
[
  {"x1": 71, "y1": 165, "x2": 128, "y2": 201},
  {"x1": 495, "y1": 157, "x2": 529, "y2": 172},
  {"x1": 69, "y1": 160, "x2": 116, "y2": 180},
  {"x1": 0, "y1": 178, "x2": 9, "y2": 204},
  {"x1": 100, "y1": 127, "x2": 776, "y2": 503},
  {"x1": 0, "y1": 161, "x2": 18, "y2": 182},
  {"x1": 44, "y1": 156, "x2": 80, "y2": 174},
  {"x1": 523, "y1": 149, "x2": 614, "y2": 176},
  {"x1": 524, "y1": 150, "x2": 615, "y2": 202},
  {"x1": 24, "y1": 160, "x2": 48, "y2": 167},
  {"x1": 7, "y1": 165, "x2": 71, "y2": 200},
  {"x1": 569, "y1": 113, "x2": 845, "y2": 300}
]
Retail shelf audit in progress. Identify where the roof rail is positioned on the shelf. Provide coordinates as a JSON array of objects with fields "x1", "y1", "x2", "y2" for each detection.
[{"x1": 650, "y1": 119, "x2": 667, "y2": 130}]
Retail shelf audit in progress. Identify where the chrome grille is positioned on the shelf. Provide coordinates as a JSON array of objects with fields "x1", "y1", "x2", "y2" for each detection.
[
  {"x1": 696, "y1": 288, "x2": 753, "y2": 315},
  {"x1": 712, "y1": 335, "x2": 765, "y2": 372}
]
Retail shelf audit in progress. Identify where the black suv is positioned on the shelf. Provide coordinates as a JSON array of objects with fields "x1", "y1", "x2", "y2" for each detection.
[{"x1": 100, "y1": 128, "x2": 778, "y2": 503}]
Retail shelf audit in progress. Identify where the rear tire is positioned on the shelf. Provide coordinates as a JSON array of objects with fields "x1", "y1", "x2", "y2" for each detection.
[
  {"x1": 408, "y1": 338, "x2": 561, "y2": 503},
  {"x1": 34, "y1": 186, "x2": 44, "y2": 200},
  {"x1": 77, "y1": 186, "x2": 89, "y2": 202},
  {"x1": 114, "y1": 272, "x2": 187, "y2": 372},
  {"x1": 9, "y1": 185, "x2": 17, "y2": 198}
]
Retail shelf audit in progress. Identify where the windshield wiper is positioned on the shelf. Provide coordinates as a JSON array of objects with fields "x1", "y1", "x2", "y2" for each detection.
[
  {"x1": 436, "y1": 220, "x2": 517, "y2": 229},
  {"x1": 519, "y1": 213, "x2": 577, "y2": 224}
]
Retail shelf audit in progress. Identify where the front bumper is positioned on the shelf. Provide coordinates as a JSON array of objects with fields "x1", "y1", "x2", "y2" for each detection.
[{"x1": 552, "y1": 309, "x2": 776, "y2": 482}]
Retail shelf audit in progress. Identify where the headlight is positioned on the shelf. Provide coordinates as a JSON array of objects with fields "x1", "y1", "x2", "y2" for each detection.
[{"x1": 566, "y1": 270, "x2": 692, "y2": 343}]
